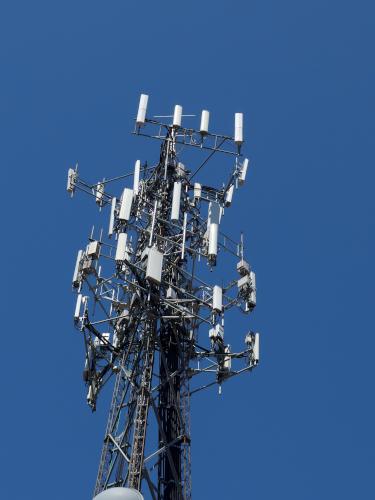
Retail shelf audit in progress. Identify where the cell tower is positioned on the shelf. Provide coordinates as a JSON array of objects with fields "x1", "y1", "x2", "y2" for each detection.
[{"x1": 68, "y1": 95, "x2": 260, "y2": 500}]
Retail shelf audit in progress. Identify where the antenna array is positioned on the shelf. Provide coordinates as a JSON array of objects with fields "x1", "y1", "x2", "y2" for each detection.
[{"x1": 68, "y1": 94, "x2": 260, "y2": 500}]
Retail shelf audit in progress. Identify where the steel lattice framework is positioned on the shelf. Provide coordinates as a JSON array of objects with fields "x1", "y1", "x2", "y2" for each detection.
[{"x1": 68, "y1": 96, "x2": 260, "y2": 500}]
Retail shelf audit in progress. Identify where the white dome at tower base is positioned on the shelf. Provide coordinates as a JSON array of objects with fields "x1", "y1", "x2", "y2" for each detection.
[{"x1": 93, "y1": 487, "x2": 144, "y2": 500}]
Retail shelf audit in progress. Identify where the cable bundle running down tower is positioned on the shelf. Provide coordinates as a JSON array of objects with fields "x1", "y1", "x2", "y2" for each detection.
[{"x1": 68, "y1": 95, "x2": 260, "y2": 500}]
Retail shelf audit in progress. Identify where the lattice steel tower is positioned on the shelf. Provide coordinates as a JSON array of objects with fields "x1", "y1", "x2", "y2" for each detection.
[{"x1": 68, "y1": 95, "x2": 260, "y2": 500}]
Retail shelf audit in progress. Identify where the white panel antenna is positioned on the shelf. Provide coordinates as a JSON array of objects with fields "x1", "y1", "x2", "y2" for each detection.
[
  {"x1": 253, "y1": 333, "x2": 260, "y2": 363},
  {"x1": 234, "y1": 112, "x2": 244, "y2": 145},
  {"x1": 74, "y1": 293, "x2": 83, "y2": 320},
  {"x1": 67, "y1": 168, "x2": 76, "y2": 193},
  {"x1": 108, "y1": 197, "x2": 116, "y2": 236},
  {"x1": 208, "y1": 222, "x2": 218, "y2": 260},
  {"x1": 250, "y1": 271, "x2": 256, "y2": 291},
  {"x1": 115, "y1": 233, "x2": 129, "y2": 262},
  {"x1": 239, "y1": 158, "x2": 249, "y2": 185},
  {"x1": 173, "y1": 105, "x2": 182, "y2": 128},
  {"x1": 208, "y1": 201, "x2": 221, "y2": 262},
  {"x1": 133, "y1": 160, "x2": 141, "y2": 195},
  {"x1": 119, "y1": 188, "x2": 133, "y2": 222},
  {"x1": 225, "y1": 184, "x2": 234, "y2": 207},
  {"x1": 171, "y1": 182, "x2": 182, "y2": 222},
  {"x1": 200, "y1": 110, "x2": 210, "y2": 135},
  {"x1": 136, "y1": 94, "x2": 149, "y2": 126},
  {"x1": 250, "y1": 270, "x2": 257, "y2": 306},
  {"x1": 72, "y1": 249, "x2": 83, "y2": 287},
  {"x1": 146, "y1": 247, "x2": 163, "y2": 284},
  {"x1": 212, "y1": 285, "x2": 223, "y2": 313}
]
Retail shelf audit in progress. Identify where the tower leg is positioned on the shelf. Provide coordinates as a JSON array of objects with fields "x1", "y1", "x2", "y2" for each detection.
[{"x1": 158, "y1": 327, "x2": 182, "y2": 500}]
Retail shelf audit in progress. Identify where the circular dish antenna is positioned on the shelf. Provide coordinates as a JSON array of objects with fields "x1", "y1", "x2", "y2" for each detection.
[{"x1": 93, "y1": 487, "x2": 144, "y2": 500}]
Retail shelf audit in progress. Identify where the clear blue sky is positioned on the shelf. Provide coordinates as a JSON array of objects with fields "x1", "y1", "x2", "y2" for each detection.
[{"x1": 1, "y1": 1, "x2": 374, "y2": 499}]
